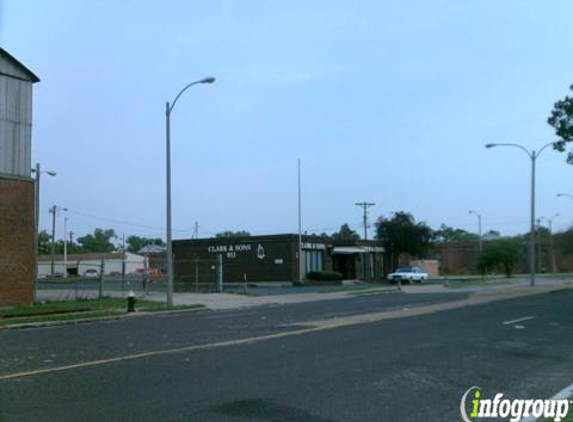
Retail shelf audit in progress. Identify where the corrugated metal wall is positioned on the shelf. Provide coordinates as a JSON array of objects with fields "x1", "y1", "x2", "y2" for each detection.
[{"x1": 0, "y1": 73, "x2": 33, "y2": 177}]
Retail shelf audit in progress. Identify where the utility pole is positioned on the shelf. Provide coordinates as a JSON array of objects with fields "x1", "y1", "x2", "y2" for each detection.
[
  {"x1": 468, "y1": 210, "x2": 483, "y2": 252},
  {"x1": 355, "y1": 202, "x2": 375, "y2": 240},
  {"x1": 50, "y1": 206, "x2": 56, "y2": 277},
  {"x1": 298, "y1": 159, "x2": 303, "y2": 285},
  {"x1": 49, "y1": 205, "x2": 67, "y2": 277},
  {"x1": 194, "y1": 221, "x2": 199, "y2": 239},
  {"x1": 63, "y1": 217, "x2": 68, "y2": 278},
  {"x1": 121, "y1": 233, "x2": 126, "y2": 292}
]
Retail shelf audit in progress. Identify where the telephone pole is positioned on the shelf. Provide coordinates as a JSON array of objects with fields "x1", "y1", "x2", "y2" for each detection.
[
  {"x1": 49, "y1": 205, "x2": 67, "y2": 276},
  {"x1": 355, "y1": 202, "x2": 375, "y2": 240}
]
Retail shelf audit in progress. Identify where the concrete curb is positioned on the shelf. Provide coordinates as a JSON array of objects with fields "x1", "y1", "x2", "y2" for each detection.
[{"x1": 0, "y1": 306, "x2": 206, "y2": 331}]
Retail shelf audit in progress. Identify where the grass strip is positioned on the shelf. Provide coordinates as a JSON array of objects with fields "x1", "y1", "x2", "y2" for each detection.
[{"x1": 0, "y1": 298, "x2": 204, "y2": 327}]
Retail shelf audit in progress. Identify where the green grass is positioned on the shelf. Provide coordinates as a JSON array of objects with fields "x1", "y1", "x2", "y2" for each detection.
[{"x1": 0, "y1": 298, "x2": 204, "y2": 327}]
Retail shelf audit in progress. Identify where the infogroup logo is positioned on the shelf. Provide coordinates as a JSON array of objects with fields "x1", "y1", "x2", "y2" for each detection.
[{"x1": 460, "y1": 386, "x2": 570, "y2": 422}]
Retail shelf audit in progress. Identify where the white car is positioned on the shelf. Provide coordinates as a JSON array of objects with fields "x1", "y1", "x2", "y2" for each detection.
[
  {"x1": 83, "y1": 269, "x2": 99, "y2": 280},
  {"x1": 387, "y1": 266, "x2": 427, "y2": 284}
]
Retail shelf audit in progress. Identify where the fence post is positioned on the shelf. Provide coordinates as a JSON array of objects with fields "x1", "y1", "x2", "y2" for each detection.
[
  {"x1": 98, "y1": 258, "x2": 104, "y2": 299},
  {"x1": 216, "y1": 254, "x2": 223, "y2": 293},
  {"x1": 195, "y1": 258, "x2": 199, "y2": 292},
  {"x1": 143, "y1": 254, "x2": 149, "y2": 294},
  {"x1": 75, "y1": 260, "x2": 81, "y2": 302}
]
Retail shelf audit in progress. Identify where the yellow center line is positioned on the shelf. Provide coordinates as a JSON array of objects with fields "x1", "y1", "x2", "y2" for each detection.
[{"x1": 0, "y1": 285, "x2": 568, "y2": 381}]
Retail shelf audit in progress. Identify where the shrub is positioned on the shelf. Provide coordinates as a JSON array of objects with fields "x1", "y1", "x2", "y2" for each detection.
[
  {"x1": 477, "y1": 241, "x2": 521, "y2": 278},
  {"x1": 306, "y1": 271, "x2": 343, "y2": 281}
]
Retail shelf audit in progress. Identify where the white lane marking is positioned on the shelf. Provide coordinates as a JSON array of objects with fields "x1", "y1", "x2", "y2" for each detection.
[
  {"x1": 503, "y1": 316, "x2": 536, "y2": 325},
  {"x1": 519, "y1": 381, "x2": 573, "y2": 422}
]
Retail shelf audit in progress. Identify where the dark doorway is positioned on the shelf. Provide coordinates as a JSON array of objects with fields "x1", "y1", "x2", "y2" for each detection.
[{"x1": 332, "y1": 255, "x2": 356, "y2": 279}]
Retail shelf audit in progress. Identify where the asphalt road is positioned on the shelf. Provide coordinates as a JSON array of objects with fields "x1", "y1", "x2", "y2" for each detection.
[{"x1": 1, "y1": 290, "x2": 572, "y2": 421}]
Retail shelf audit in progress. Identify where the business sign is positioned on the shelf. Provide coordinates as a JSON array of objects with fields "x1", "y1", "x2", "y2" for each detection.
[{"x1": 207, "y1": 243, "x2": 266, "y2": 260}]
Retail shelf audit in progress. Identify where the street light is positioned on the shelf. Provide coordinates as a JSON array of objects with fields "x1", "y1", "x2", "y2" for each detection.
[
  {"x1": 556, "y1": 193, "x2": 573, "y2": 201},
  {"x1": 468, "y1": 210, "x2": 483, "y2": 252},
  {"x1": 31, "y1": 164, "x2": 56, "y2": 302},
  {"x1": 485, "y1": 141, "x2": 556, "y2": 286},
  {"x1": 165, "y1": 76, "x2": 216, "y2": 308}
]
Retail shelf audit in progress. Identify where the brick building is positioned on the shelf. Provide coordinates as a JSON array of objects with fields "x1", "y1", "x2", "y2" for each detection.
[
  {"x1": 0, "y1": 48, "x2": 40, "y2": 305},
  {"x1": 173, "y1": 234, "x2": 384, "y2": 290}
]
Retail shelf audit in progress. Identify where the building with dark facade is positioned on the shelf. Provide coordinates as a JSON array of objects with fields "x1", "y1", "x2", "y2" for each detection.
[{"x1": 173, "y1": 234, "x2": 384, "y2": 289}]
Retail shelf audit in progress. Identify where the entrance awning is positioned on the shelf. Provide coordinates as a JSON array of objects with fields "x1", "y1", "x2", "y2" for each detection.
[{"x1": 332, "y1": 247, "x2": 366, "y2": 255}]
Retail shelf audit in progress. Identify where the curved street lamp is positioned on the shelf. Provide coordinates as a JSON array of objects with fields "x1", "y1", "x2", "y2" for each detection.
[
  {"x1": 557, "y1": 193, "x2": 573, "y2": 201},
  {"x1": 31, "y1": 164, "x2": 57, "y2": 302},
  {"x1": 485, "y1": 141, "x2": 556, "y2": 286},
  {"x1": 165, "y1": 76, "x2": 216, "y2": 308}
]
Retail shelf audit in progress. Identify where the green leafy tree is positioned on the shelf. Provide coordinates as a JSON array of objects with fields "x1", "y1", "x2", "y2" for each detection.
[
  {"x1": 375, "y1": 211, "x2": 433, "y2": 271},
  {"x1": 77, "y1": 228, "x2": 117, "y2": 253},
  {"x1": 38, "y1": 230, "x2": 52, "y2": 254},
  {"x1": 548, "y1": 84, "x2": 573, "y2": 163},
  {"x1": 215, "y1": 230, "x2": 251, "y2": 238},
  {"x1": 126, "y1": 236, "x2": 165, "y2": 253},
  {"x1": 432, "y1": 224, "x2": 479, "y2": 242},
  {"x1": 477, "y1": 241, "x2": 521, "y2": 278},
  {"x1": 554, "y1": 227, "x2": 573, "y2": 255},
  {"x1": 331, "y1": 224, "x2": 360, "y2": 241}
]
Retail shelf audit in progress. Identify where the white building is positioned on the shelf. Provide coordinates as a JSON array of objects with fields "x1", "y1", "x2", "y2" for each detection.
[{"x1": 38, "y1": 253, "x2": 147, "y2": 277}]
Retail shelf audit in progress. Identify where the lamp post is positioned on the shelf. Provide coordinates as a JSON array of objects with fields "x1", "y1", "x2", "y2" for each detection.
[
  {"x1": 485, "y1": 141, "x2": 555, "y2": 287},
  {"x1": 31, "y1": 164, "x2": 56, "y2": 301},
  {"x1": 468, "y1": 210, "x2": 483, "y2": 252},
  {"x1": 165, "y1": 76, "x2": 216, "y2": 308}
]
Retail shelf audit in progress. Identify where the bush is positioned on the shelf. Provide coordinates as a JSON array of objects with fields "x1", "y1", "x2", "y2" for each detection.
[
  {"x1": 477, "y1": 241, "x2": 521, "y2": 278},
  {"x1": 306, "y1": 271, "x2": 343, "y2": 281}
]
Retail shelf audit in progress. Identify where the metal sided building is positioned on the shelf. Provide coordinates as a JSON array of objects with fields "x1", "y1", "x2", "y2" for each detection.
[
  {"x1": 0, "y1": 48, "x2": 40, "y2": 305},
  {"x1": 173, "y1": 234, "x2": 384, "y2": 289}
]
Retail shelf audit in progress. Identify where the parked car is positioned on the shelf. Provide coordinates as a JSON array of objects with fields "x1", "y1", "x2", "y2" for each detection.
[
  {"x1": 83, "y1": 269, "x2": 99, "y2": 279},
  {"x1": 387, "y1": 266, "x2": 427, "y2": 284}
]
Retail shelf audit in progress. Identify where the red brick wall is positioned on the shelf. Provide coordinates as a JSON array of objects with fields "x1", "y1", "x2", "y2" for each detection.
[{"x1": 0, "y1": 177, "x2": 34, "y2": 305}]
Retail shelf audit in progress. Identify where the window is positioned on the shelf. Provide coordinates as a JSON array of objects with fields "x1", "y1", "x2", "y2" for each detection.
[{"x1": 305, "y1": 250, "x2": 324, "y2": 274}]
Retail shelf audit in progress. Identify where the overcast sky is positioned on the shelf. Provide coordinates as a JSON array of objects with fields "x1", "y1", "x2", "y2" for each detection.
[{"x1": 2, "y1": 0, "x2": 573, "y2": 242}]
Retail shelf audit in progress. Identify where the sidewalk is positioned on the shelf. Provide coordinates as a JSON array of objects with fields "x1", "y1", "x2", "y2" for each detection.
[{"x1": 38, "y1": 278, "x2": 573, "y2": 311}]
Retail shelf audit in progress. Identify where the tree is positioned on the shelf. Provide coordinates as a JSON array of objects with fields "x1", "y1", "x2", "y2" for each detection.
[
  {"x1": 38, "y1": 230, "x2": 52, "y2": 254},
  {"x1": 375, "y1": 211, "x2": 433, "y2": 271},
  {"x1": 126, "y1": 236, "x2": 165, "y2": 253},
  {"x1": 554, "y1": 227, "x2": 573, "y2": 255},
  {"x1": 477, "y1": 241, "x2": 521, "y2": 278},
  {"x1": 77, "y1": 228, "x2": 117, "y2": 253},
  {"x1": 548, "y1": 84, "x2": 573, "y2": 163},
  {"x1": 331, "y1": 224, "x2": 360, "y2": 241},
  {"x1": 432, "y1": 224, "x2": 479, "y2": 243},
  {"x1": 215, "y1": 230, "x2": 251, "y2": 238}
]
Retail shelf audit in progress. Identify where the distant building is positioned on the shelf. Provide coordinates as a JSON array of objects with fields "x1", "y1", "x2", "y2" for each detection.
[
  {"x1": 137, "y1": 244, "x2": 166, "y2": 274},
  {"x1": 0, "y1": 48, "x2": 40, "y2": 306},
  {"x1": 173, "y1": 234, "x2": 384, "y2": 289},
  {"x1": 38, "y1": 253, "x2": 147, "y2": 277}
]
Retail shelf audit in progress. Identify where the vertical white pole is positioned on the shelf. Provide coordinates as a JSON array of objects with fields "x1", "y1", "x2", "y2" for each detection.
[
  {"x1": 298, "y1": 159, "x2": 303, "y2": 285},
  {"x1": 63, "y1": 217, "x2": 68, "y2": 278}
]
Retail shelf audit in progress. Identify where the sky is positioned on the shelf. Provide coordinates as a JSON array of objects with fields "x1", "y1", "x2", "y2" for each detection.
[{"x1": 2, "y1": 0, "x2": 573, "y2": 243}]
